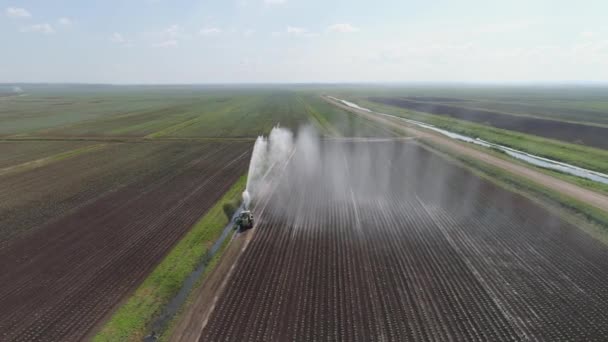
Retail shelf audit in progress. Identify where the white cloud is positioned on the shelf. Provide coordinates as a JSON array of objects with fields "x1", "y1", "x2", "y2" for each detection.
[
  {"x1": 200, "y1": 27, "x2": 221, "y2": 36},
  {"x1": 477, "y1": 21, "x2": 531, "y2": 34},
  {"x1": 243, "y1": 28, "x2": 255, "y2": 37},
  {"x1": 580, "y1": 31, "x2": 596, "y2": 39},
  {"x1": 278, "y1": 26, "x2": 317, "y2": 38},
  {"x1": 145, "y1": 25, "x2": 188, "y2": 48},
  {"x1": 264, "y1": 0, "x2": 286, "y2": 4},
  {"x1": 327, "y1": 23, "x2": 360, "y2": 33},
  {"x1": 110, "y1": 32, "x2": 134, "y2": 46},
  {"x1": 287, "y1": 26, "x2": 307, "y2": 35},
  {"x1": 6, "y1": 7, "x2": 31, "y2": 18},
  {"x1": 164, "y1": 24, "x2": 181, "y2": 38},
  {"x1": 153, "y1": 39, "x2": 178, "y2": 48},
  {"x1": 110, "y1": 32, "x2": 126, "y2": 43},
  {"x1": 20, "y1": 23, "x2": 55, "y2": 34},
  {"x1": 58, "y1": 17, "x2": 72, "y2": 26},
  {"x1": 160, "y1": 24, "x2": 189, "y2": 40}
]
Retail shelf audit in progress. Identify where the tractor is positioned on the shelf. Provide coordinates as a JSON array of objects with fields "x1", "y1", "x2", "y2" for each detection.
[{"x1": 235, "y1": 210, "x2": 254, "y2": 231}]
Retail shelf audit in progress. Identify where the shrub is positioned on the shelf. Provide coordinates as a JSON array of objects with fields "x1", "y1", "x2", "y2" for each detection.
[{"x1": 222, "y1": 201, "x2": 238, "y2": 220}]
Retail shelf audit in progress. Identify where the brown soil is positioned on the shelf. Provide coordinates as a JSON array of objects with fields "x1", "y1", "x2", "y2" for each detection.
[
  {"x1": 0, "y1": 142, "x2": 251, "y2": 342},
  {"x1": 198, "y1": 142, "x2": 608, "y2": 341}
]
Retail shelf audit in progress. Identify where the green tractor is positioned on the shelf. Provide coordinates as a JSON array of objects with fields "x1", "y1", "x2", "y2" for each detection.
[{"x1": 235, "y1": 210, "x2": 254, "y2": 231}]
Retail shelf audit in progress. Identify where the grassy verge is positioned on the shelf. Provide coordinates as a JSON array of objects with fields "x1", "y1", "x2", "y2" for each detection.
[
  {"x1": 157, "y1": 228, "x2": 235, "y2": 342},
  {"x1": 355, "y1": 98, "x2": 608, "y2": 174},
  {"x1": 418, "y1": 138, "x2": 608, "y2": 245},
  {"x1": 94, "y1": 174, "x2": 247, "y2": 342}
]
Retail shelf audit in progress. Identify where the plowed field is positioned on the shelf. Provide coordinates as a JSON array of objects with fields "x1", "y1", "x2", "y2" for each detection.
[
  {"x1": 0, "y1": 141, "x2": 250, "y2": 341},
  {"x1": 201, "y1": 141, "x2": 608, "y2": 341}
]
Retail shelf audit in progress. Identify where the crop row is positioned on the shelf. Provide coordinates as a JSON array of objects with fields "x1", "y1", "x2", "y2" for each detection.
[
  {"x1": 0, "y1": 142, "x2": 251, "y2": 341},
  {"x1": 201, "y1": 142, "x2": 608, "y2": 341}
]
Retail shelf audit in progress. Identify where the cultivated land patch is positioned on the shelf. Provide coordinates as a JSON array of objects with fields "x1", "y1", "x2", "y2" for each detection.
[
  {"x1": 0, "y1": 92, "x2": 182, "y2": 136},
  {"x1": 329, "y1": 86, "x2": 608, "y2": 126},
  {"x1": 168, "y1": 92, "x2": 313, "y2": 138},
  {"x1": 1, "y1": 87, "x2": 317, "y2": 140},
  {"x1": 200, "y1": 142, "x2": 608, "y2": 341},
  {"x1": 0, "y1": 141, "x2": 251, "y2": 342},
  {"x1": 0, "y1": 142, "x2": 201, "y2": 244},
  {"x1": 351, "y1": 97, "x2": 608, "y2": 176},
  {"x1": 301, "y1": 94, "x2": 399, "y2": 137},
  {"x1": 6, "y1": 90, "x2": 313, "y2": 139},
  {"x1": 368, "y1": 97, "x2": 608, "y2": 149},
  {"x1": 0, "y1": 140, "x2": 96, "y2": 169},
  {"x1": 95, "y1": 175, "x2": 247, "y2": 342}
]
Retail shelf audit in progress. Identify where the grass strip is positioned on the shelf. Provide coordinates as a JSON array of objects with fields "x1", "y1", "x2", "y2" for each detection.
[
  {"x1": 418, "y1": 138, "x2": 608, "y2": 245},
  {"x1": 157, "y1": 228, "x2": 235, "y2": 342},
  {"x1": 465, "y1": 141, "x2": 608, "y2": 196},
  {"x1": 94, "y1": 174, "x2": 247, "y2": 342}
]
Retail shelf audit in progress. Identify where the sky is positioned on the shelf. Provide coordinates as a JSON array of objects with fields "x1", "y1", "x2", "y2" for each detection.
[{"x1": 1, "y1": 0, "x2": 608, "y2": 84}]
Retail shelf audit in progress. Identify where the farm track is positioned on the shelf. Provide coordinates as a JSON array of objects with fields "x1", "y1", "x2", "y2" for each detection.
[
  {"x1": 0, "y1": 141, "x2": 251, "y2": 342},
  {"x1": 200, "y1": 141, "x2": 608, "y2": 341}
]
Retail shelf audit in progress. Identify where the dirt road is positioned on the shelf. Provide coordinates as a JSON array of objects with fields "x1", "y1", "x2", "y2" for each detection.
[{"x1": 324, "y1": 96, "x2": 608, "y2": 213}]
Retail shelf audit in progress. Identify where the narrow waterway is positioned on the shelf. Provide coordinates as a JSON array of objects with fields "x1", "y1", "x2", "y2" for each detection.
[
  {"x1": 145, "y1": 207, "x2": 242, "y2": 340},
  {"x1": 329, "y1": 96, "x2": 608, "y2": 185}
]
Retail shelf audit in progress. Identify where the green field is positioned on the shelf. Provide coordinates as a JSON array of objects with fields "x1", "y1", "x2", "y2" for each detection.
[
  {"x1": 3, "y1": 84, "x2": 608, "y2": 341},
  {"x1": 1, "y1": 85, "x2": 405, "y2": 142}
]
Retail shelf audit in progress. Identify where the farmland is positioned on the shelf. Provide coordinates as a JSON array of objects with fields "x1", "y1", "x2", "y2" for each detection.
[
  {"x1": 198, "y1": 141, "x2": 608, "y2": 341},
  {"x1": 0, "y1": 140, "x2": 97, "y2": 169},
  {"x1": 329, "y1": 86, "x2": 608, "y2": 126},
  {"x1": 0, "y1": 86, "x2": 313, "y2": 138},
  {"x1": 0, "y1": 87, "x2": 335, "y2": 341},
  {"x1": 2, "y1": 85, "x2": 608, "y2": 342},
  {"x1": 0, "y1": 141, "x2": 250, "y2": 341},
  {"x1": 368, "y1": 96, "x2": 608, "y2": 149},
  {"x1": 340, "y1": 94, "x2": 608, "y2": 180}
]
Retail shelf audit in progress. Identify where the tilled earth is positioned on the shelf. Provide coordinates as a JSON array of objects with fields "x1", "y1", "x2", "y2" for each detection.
[
  {"x1": 0, "y1": 141, "x2": 250, "y2": 342},
  {"x1": 201, "y1": 141, "x2": 608, "y2": 341}
]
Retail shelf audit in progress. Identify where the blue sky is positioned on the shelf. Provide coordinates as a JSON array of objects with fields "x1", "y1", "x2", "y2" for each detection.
[{"x1": 2, "y1": 0, "x2": 608, "y2": 83}]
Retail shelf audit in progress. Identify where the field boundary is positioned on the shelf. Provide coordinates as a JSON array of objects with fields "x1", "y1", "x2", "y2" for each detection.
[{"x1": 93, "y1": 174, "x2": 247, "y2": 342}]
